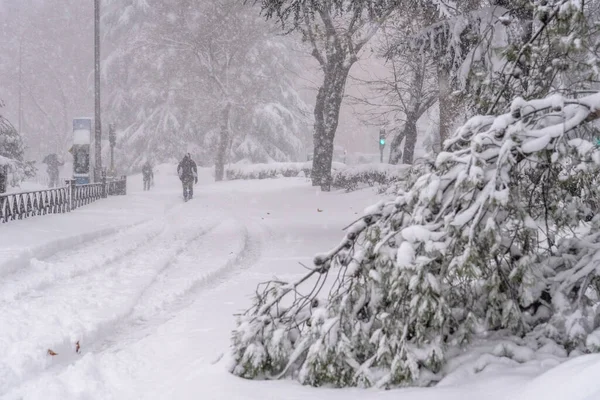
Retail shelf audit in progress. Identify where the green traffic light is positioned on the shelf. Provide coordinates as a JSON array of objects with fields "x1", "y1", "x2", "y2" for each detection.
[{"x1": 380, "y1": 138, "x2": 385, "y2": 145}]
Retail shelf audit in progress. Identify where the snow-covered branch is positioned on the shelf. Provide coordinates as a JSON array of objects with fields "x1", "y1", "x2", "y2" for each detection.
[{"x1": 230, "y1": 88, "x2": 600, "y2": 387}]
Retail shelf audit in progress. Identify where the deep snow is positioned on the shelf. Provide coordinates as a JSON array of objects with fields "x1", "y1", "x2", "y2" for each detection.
[{"x1": 0, "y1": 165, "x2": 599, "y2": 399}]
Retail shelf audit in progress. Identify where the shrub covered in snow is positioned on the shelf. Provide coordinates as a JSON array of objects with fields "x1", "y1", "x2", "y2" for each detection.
[
  {"x1": 331, "y1": 163, "x2": 412, "y2": 191},
  {"x1": 225, "y1": 162, "x2": 411, "y2": 192},
  {"x1": 0, "y1": 115, "x2": 35, "y2": 191},
  {"x1": 225, "y1": 162, "x2": 348, "y2": 181},
  {"x1": 225, "y1": 162, "x2": 313, "y2": 180},
  {"x1": 229, "y1": 90, "x2": 600, "y2": 388}
]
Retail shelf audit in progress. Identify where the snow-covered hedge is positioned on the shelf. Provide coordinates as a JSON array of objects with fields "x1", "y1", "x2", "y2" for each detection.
[
  {"x1": 225, "y1": 162, "x2": 410, "y2": 191},
  {"x1": 225, "y1": 161, "x2": 347, "y2": 181},
  {"x1": 225, "y1": 162, "x2": 312, "y2": 180},
  {"x1": 331, "y1": 163, "x2": 411, "y2": 191},
  {"x1": 229, "y1": 91, "x2": 600, "y2": 388}
]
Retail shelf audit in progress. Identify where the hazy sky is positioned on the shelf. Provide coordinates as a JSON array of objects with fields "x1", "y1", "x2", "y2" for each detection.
[{"x1": 0, "y1": 0, "x2": 391, "y2": 159}]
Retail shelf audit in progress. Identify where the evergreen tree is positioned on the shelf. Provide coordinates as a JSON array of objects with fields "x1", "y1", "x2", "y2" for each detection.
[{"x1": 103, "y1": 0, "x2": 311, "y2": 173}]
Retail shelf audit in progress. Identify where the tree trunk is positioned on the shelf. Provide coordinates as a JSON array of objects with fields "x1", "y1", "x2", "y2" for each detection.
[
  {"x1": 311, "y1": 86, "x2": 327, "y2": 186},
  {"x1": 515, "y1": 4, "x2": 534, "y2": 94},
  {"x1": 62, "y1": 96, "x2": 69, "y2": 155},
  {"x1": 437, "y1": 65, "x2": 457, "y2": 153},
  {"x1": 388, "y1": 131, "x2": 405, "y2": 165},
  {"x1": 389, "y1": 117, "x2": 419, "y2": 165},
  {"x1": 214, "y1": 102, "x2": 231, "y2": 182},
  {"x1": 311, "y1": 63, "x2": 350, "y2": 191},
  {"x1": 390, "y1": 53, "x2": 430, "y2": 164},
  {"x1": 402, "y1": 118, "x2": 418, "y2": 164}
]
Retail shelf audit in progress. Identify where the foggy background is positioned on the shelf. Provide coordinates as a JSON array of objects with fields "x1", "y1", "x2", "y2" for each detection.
[{"x1": 0, "y1": 0, "x2": 417, "y2": 170}]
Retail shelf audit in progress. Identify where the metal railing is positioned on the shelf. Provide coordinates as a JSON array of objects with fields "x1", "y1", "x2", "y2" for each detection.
[
  {"x1": 0, "y1": 186, "x2": 70, "y2": 223},
  {"x1": 70, "y1": 181, "x2": 105, "y2": 210},
  {"x1": 107, "y1": 175, "x2": 127, "y2": 196},
  {"x1": 0, "y1": 175, "x2": 127, "y2": 224}
]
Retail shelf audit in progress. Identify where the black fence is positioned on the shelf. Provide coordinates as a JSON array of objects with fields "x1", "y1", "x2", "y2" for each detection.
[
  {"x1": 0, "y1": 176, "x2": 127, "y2": 224},
  {"x1": 107, "y1": 176, "x2": 127, "y2": 196}
]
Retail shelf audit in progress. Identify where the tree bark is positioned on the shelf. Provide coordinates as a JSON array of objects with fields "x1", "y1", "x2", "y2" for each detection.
[
  {"x1": 389, "y1": 117, "x2": 420, "y2": 165},
  {"x1": 437, "y1": 65, "x2": 457, "y2": 153},
  {"x1": 311, "y1": 62, "x2": 350, "y2": 191},
  {"x1": 214, "y1": 102, "x2": 231, "y2": 182},
  {"x1": 389, "y1": 55, "x2": 431, "y2": 164},
  {"x1": 402, "y1": 117, "x2": 419, "y2": 164},
  {"x1": 311, "y1": 86, "x2": 327, "y2": 186},
  {"x1": 388, "y1": 131, "x2": 405, "y2": 165}
]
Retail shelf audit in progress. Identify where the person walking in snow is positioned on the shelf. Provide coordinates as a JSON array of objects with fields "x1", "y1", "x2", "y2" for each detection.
[
  {"x1": 43, "y1": 153, "x2": 64, "y2": 188},
  {"x1": 177, "y1": 153, "x2": 197, "y2": 201},
  {"x1": 142, "y1": 161, "x2": 154, "y2": 191}
]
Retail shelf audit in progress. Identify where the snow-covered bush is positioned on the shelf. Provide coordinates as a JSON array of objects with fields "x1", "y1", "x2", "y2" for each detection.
[
  {"x1": 331, "y1": 164, "x2": 412, "y2": 192},
  {"x1": 225, "y1": 162, "x2": 347, "y2": 181},
  {"x1": 229, "y1": 91, "x2": 600, "y2": 387},
  {"x1": 225, "y1": 162, "x2": 312, "y2": 180},
  {"x1": 0, "y1": 114, "x2": 35, "y2": 191}
]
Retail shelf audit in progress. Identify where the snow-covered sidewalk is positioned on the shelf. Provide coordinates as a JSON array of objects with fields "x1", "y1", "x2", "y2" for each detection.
[{"x1": 0, "y1": 167, "x2": 599, "y2": 399}]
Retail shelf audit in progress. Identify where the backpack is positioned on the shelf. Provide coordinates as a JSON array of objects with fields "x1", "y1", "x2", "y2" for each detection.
[
  {"x1": 142, "y1": 164, "x2": 152, "y2": 176},
  {"x1": 179, "y1": 159, "x2": 195, "y2": 178}
]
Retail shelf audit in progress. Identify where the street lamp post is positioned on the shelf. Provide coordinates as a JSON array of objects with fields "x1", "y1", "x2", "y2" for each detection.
[
  {"x1": 109, "y1": 123, "x2": 116, "y2": 176},
  {"x1": 18, "y1": 39, "x2": 23, "y2": 135},
  {"x1": 94, "y1": 0, "x2": 102, "y2": 182}
]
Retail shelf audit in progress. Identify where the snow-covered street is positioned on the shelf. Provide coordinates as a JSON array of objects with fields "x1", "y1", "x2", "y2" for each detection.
[
  {"x1": 0, "y1": 167, "x2": 598, "y2": 399},
  {"x1": 0, "y1": 167, "x2": 379, "y2": 398}
]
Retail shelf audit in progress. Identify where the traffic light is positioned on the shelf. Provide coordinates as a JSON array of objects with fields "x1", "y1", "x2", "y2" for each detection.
[{"x1": 379, "y1": 128, "x2": 386, "y2": 163}]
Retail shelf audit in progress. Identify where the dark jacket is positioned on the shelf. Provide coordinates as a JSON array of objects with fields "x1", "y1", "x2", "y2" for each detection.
[
  {"x1": 142, "y1": 163, "x2": 153, "y2": 180},
  {"x1": 177, "y1": 156, "x2": 197, "y2": 181},
  {"x1": 44, "y1": 153, "x2": 64, "y2": 175}
]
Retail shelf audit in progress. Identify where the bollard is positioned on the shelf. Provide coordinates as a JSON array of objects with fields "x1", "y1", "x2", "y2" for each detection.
[
  {"x1": 101, "y1": 174, "x2": 107, "y2": 198},
  {"x1": 65, "y1": 179, "x2": 76, "y2": 211},
  {"x1": 120, "y1": 175, "x2": 127, "y2": 195}
]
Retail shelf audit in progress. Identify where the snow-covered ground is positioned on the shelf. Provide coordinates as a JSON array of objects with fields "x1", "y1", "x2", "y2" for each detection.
[{"x1": 0, "y1": 165, "x2": 599, "y2": 399}]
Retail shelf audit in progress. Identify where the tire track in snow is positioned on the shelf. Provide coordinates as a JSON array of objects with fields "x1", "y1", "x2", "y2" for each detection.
[
  {"x1": 0, "y1": 211, "x2": 223, "y2": 396},
  {"x1": 0, "y1": 219, "x2": 166, "y2": 305},
  {"x1": 0, "y1": 198, "x2": 198, "y2": 305},
  {"x1": 12, "y1": 215, "x2": 264, "y2": 392},
  {"x1": 92, "y1": 219, "x2": 263, "y2": 353},
  {"x1": 0, "y1": 191, "x2": 189, "y2": 286},
  {"x1": 0, "y1": 219, "x2": 150, "y2": 278}
]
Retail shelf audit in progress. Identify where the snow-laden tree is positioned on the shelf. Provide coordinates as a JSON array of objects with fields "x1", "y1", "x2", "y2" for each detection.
[
  {"x1": 402, "y1": 0, "x2": 600, "y2": 141},
  {"x1": 255, "y1": 0, "x2": 407, "y2": 189},
  {"x1": 103, "y1": 0, "x2": 311, "y2": 174},
  {"x1": 0, "y1": 113, "x2": 35, "y2": 191},
  {"x1": 346, "y1": 11, "x2": 439, "y2": 165},
  {"x1": 230, "y1": 0, "x2": 600, "y2": 388},
  {"x1": 229, "y1": 91, "x2": 600, "y2": 389}
]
